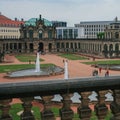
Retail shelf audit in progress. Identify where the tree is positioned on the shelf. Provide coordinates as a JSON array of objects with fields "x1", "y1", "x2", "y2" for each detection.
[{"x1": 97, "y1": 32, "x2": 105, "y2": 39}]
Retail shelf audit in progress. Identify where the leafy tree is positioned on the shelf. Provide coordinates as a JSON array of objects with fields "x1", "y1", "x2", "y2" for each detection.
[{"x1": 97, "y1": 32, "x2": 105, "y2": 39}]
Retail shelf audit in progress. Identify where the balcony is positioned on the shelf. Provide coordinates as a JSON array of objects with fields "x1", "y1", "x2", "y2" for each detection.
[{"x1": 0, "y1": 76, "x2": 120, "y2": 120}]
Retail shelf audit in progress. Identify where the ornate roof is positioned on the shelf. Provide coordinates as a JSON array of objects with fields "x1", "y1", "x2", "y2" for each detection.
[{"x1": 25, "y1": 18, "x2": 52, "y2": 27}]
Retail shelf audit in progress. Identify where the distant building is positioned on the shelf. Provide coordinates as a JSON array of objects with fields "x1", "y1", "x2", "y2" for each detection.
[
  {"x1": 75, "y1": 20, "x2": 116, "y2": 38},
  {"x1": 20, "y1": 15, "x2": 56, "y2": 53},
  {"x1": 105, "y1": 17, "x2": 120, "y2": 40},
  {"x1": 0, "y1": 12, "x2": 24, "y2": 39},
  {"x1": 51, "y1": 21, "x2": 67, "y2": 27},
  {"x1": 56, "y1": 27, "x2": 85, "y2": 39},
  {"x1": 1, "y1": 13, "x2": 120, "y2": 58}
]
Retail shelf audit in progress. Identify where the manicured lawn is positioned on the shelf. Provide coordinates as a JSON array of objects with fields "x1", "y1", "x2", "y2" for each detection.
[
  {"x1": 15, "y1": 54, "x2": 44, "y2": 62},
  {"x1": 58, "y1": 53, "x2": 88, "y2": 60},
  {"x1": 0, "y1": 64, "x2": 54, "y2": 73},
  {"x1": 83, "y1": 60, "x2": 120, "y2": 65}
]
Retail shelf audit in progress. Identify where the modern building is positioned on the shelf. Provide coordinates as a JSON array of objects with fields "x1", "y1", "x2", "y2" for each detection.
[
  {"x1": 0, "y1": 12, "x2": 24, "y2": 39},
  {"x1": 74, "y1": 19, "x2": 118, "y2": 39},
  {"x1": 51, "y1": 21, "x2": 67, "y2": 27},
  {"x1": 56, "y1": 27, "x2": 85, "y2": 39}
]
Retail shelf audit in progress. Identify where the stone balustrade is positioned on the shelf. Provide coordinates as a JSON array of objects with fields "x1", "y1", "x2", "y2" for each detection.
[{"x1": 0, "y1": 76, "x2": 120, "y2": 120}]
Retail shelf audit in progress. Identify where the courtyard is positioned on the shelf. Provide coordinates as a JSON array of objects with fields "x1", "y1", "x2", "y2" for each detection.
[{"x1": 0, "y1": 53, "x2": 120, "y2": 82}]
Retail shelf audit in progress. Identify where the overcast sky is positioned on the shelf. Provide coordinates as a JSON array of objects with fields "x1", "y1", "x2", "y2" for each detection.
[{"x1": 1, "y1": 0, "x2": 120, "y2": 26}]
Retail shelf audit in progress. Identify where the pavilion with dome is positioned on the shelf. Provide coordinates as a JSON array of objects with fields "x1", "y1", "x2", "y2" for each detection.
[{"x1": 20, "y1": 15, "x2": 56, "y2": 53}]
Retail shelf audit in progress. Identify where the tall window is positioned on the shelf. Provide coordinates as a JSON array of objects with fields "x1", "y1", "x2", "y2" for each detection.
[
  {"x1": 69, "y1": 29, "x2": 73, "y2": 39},
  {"x1": 29, "y1": 30, "x2": 33, "y2": 39},
  {"x1": 63, "y1": 29, "x2": 67, "y2": 39},
  {"x1": 39, "y1": 30, "x2": 43, "y2": 39},
  {"x1": 48, "y1": 30, "x2": 52, "y2": 39},
  {"x1": 57, "y1": 29, "x2": 62, "y2": 39},
  {"x1": 74, "y1": 29, "x2": 78, "y2": 39}
]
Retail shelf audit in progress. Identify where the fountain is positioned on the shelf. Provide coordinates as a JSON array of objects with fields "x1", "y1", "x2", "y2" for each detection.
[
  {"x1": 64, "y1": 60, "x2": 68, "y2": 79},
  {"x1": 7, "y1": 52, "x2": 64, "y2": 78},
  {"x1": 35, "y1": 52, "x2": 40, "y2": 72}
]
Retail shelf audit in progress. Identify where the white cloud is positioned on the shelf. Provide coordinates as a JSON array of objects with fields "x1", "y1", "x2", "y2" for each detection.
[{"x1": 1, "y1": 0, "x2": 120, "y2": 26}]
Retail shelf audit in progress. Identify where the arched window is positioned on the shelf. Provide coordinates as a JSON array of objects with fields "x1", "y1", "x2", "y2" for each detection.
[{"x1": 115, "y1": 32, "x2": 119, "y2": 39}]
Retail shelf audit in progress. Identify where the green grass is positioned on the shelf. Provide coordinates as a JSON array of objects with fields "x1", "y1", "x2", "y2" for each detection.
[
  {"x1": 10, "y1": 103, "x2": 23, "y2": 120},
  {"x1": 15, "y1": 54, "x2": 44, "y2": 62},
  {"x1": 58, "y1": 53, "x2": 88, "y2": 60},
  {"x1": 0, "y1": 103, "x2": 41, "y2": 120},
  {"x1": 73, "y1": 111, "x2": 112, "y2": 120},
  {"x1": 0, "y1": 104, "x2": 113, "y2": 120},
  {"x1": 51, "y1": 107, "x2": 59, "y2": 117},
  {"x1": 0, "y1": 64, "x2": 54, "y2": 73},
  {"x1": 83, "y1": 60, "x2": 120, "y2": 65}
]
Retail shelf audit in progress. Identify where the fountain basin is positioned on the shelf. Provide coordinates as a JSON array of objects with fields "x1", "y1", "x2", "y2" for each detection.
[
  {"x1": 7, "y1": 66, "x2": 64, "y2": 78},
  {"x1": 95, "y1": 64, "x2": 120, "y2": 71}
]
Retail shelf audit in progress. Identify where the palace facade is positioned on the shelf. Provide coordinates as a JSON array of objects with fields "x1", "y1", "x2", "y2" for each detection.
[{"x1": 1, "y1": 14, "x2": 120, "y2": 58}]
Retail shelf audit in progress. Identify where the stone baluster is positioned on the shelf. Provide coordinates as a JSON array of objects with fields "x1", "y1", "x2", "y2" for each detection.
[
  {"x1": 77, "y1": 92, "x2": 92, "y2": 120},
  {"x1": 20, "y1": 97, "x2": 35, "y2": 120},
  {"x1": 59, "y1": 94, "x2": 74, "y2": 120},
  {"x1": 0, "y1": 99, "x2": 12, "y2": 120},
  {"x1": 94, "y1": 90, "x2": 108, "y2": 120},
  {"x1": 41, "y1": 95, "x2": 55, "y2": 120},
  {"x1": 110, "y1": 89, "x2": 120, "y2": 120}
]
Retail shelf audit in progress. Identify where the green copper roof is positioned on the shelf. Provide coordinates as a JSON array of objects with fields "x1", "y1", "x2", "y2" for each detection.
[{"x1": 25, "y1": 18, "x2": 52, "y2": 26}]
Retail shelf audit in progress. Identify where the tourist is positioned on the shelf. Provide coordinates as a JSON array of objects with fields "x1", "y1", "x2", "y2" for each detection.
[
  {"x1": 105, "y1": 69, "x2": 109, "y2": 77},
  {"x1": 99, "y1": 67, "x2": 102, "y2": 74}
]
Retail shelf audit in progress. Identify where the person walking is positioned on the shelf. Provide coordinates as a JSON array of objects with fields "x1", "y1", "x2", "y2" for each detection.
[
  {"x1": 99, "y1": 67, "x2": 102, "y2": 74},
  {"x1": 105, "y1": 69, "x2": 109, "y2": 77}
]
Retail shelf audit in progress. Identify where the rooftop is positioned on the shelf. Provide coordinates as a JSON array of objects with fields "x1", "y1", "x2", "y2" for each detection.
[
  {"x1": 25, "y1": 17, "x2": 53, "y2": 27},
  {"x1": 0, "y1": 13, "x2": 24, "y2": 27}
]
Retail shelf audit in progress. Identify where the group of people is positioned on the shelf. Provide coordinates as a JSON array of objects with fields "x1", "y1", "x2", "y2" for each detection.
[{"x1": 92, "y1": 67, "x2": 109, "y2": 77}]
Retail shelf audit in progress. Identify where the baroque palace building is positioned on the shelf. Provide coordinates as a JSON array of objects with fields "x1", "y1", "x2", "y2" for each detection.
[
  {"x1": 1, "y1": 13, "x2": 120, "y2": 58},
  {"x1": 20, "y1": 15, "x2": 56, "y2": 53}
]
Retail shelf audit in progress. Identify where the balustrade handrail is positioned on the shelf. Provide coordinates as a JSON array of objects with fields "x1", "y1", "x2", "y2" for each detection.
[{"x1": 0, "y1": 75, "x2": 120, "y2": 99}]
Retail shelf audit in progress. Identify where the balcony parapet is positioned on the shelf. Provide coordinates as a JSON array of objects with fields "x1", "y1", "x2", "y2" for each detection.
[
  {"x1": 0, "y1": 76, "x2": 120, "y2": 99},
  {"x1": 0, "y1": 76, "x2": 120, "y2": 120}
]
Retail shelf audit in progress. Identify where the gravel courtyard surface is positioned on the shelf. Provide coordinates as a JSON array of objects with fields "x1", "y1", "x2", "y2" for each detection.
[{"x1": 0, "y1": 54, "x2": 120, "y2": 83}]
